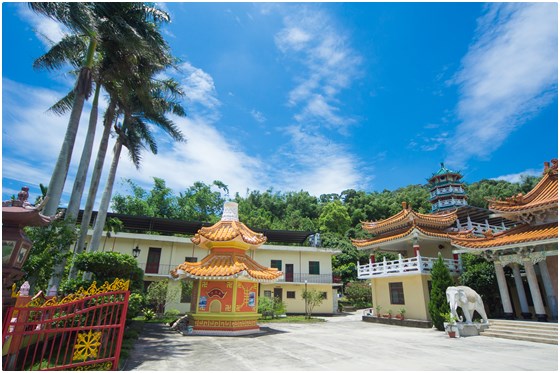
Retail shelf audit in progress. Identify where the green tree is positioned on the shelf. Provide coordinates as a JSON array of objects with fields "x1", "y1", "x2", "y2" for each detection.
[
  {"x1": 428, "y1": 255, "x2": 454, "y2": 331},
  {"x1": 258, "y1": 296, "x2": 275, "y2": 319},
  {"x1": 318, "y1": 200, "x2": 351, "y2": 235},
  {"x1": 146, "y1": 280, "x2": 178, "y2": 316},
  {"x1": 459, "y1": 253, "x2": 501, "y2": 317},
  {"x1": 22, "y1": 218, "x2": 78, "y2": 293},
  {"x1": 302, "y1": 289, "x2": 325, "y2": 319},
  {"x1": 344, "y1": 281, "x2": 372, "y2": 308}
]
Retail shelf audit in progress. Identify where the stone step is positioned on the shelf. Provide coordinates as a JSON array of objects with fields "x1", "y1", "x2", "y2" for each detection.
[
  {"x1": 489, "y1": 320, "x2": 558, "y2": 331},
  {"x1": 483, "y1": 326, "x2": 558, "y2": 338},
  {"x1": 481, "y1": 320, "x2": 558, "y2": 345},
  {"x1": 481, "y1": 331, "x2": 558, "y2": 345}
]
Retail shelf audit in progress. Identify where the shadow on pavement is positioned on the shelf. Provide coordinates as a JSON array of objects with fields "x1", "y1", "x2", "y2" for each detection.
[{"x1": 123, "y1": 323, "x2": 194, "y2": 371}]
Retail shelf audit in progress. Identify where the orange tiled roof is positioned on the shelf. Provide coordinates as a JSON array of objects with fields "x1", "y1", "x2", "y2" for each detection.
[
  {"x1": 488, "y1": 159, "x2": 558, "y2": 214},
  {"x1": 171, "y1": 249, "x2": 282, "y2": 282},
  {"x1": 450, "y1": 223, "x2": 558, "y2": 250},
  {"x1": 192, "y1": 220, "x2": 267, "y2": 248},
  {"x1": 352, "y1": 224, "x2": 452, "y2": 248},
  {"x1": 360, "y1": 202, "x2": 457, "y2": 235}
]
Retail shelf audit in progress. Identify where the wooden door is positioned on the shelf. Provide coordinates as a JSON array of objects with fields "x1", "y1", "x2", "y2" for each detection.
[
  {"x1": 145, "y1": 247, "x2": 161, "y2": 274},
  {"x1": 285, "y1": 264, "x2": 294, "y2": 282}
]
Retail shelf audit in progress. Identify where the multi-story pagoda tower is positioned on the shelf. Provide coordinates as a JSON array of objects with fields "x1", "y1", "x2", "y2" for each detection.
[{"x1": 428, "y1": 162, "x2": 467, "y2": 213}]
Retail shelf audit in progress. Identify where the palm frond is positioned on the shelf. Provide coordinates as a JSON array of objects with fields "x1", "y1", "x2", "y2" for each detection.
[
  {"x1": 48, "y1": 91, "x2": 76, "y2": 116},
  {"x1": 33, "y1": 34, "x2": 87, "y2": 71}
]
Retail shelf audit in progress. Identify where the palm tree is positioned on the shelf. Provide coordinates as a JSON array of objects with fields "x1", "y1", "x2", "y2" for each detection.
[
  {"x1": 30, "y1": 2, "x2": 172, "y2": 216},
  {"x1": 34, "y1": 3, "x2": 175, "y2": 285},
  {"x1": 29, "y1": 3, "x2": 98, "y2": 216},
  {"x1": 87, "y1": 76, "x2": 186, "y2": 255}
]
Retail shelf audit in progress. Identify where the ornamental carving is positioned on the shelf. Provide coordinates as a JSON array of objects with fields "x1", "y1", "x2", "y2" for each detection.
[
  {"x1": 73, "y1": 330, "x2": 102, "y2": 362},
  {"x1": 29, "y1": 278, "x2": 130, "y2": 307}
]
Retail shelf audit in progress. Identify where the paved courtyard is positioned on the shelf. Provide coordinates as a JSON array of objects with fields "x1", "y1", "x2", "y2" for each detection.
[{"x1": 125, "y1": 312, "x2": 558, "y2": 371}]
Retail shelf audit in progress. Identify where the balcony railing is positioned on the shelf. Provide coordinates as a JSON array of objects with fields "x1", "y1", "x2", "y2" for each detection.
[
  {"x1": 277, "y1": 273, "x2": 341, "y2": 284},
  {"x1": 140, "y1": 263, "x2": 179, "y2": 276},
  {"x1": 357, "y1": 255, "x2": 461, "y2": 279}
]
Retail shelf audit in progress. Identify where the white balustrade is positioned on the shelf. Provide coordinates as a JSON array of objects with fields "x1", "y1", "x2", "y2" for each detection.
[{"x1": 357, "y1": 255, "x2": 461, "y2": 279}]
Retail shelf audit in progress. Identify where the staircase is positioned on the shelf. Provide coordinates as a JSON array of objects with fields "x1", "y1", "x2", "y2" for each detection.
[{"x1": 480, "y1": 319, "x2": 558, "y2": 345}]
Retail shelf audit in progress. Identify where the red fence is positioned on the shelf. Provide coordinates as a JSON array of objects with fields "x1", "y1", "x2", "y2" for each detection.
[{"x1": 2, "y1": 280, "x2": 129, "y2": 371}]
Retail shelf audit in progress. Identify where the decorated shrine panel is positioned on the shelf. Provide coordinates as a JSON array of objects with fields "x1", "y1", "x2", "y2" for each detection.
[
  {"x1": 197, "y1": 280, "x2": 234, "y2": 313},
  {"x1": 235, "y1": 281, "x2": 258, "y2": 313}
]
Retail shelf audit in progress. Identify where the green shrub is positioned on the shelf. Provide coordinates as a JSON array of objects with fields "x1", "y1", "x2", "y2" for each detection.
[
  {"x1": 127, "y1": 293, "x2": 146, "y2": 319},
  {"x1": 142, "y1": 308, "x2": 156, "y2": 321},
  {"x1": 164, "y1": 309, "x2": 180, "y2": 317},
  {"x1": 428, "y1": 255, "x2": 454, "y2": 331},
  {"x1": 258, "y1": 296, "x2": 274, "y2": 319}
]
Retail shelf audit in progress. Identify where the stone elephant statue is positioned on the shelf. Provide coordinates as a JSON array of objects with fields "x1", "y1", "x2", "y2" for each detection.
[{"x1": 446, "y1": 286, "x2": 488, "y2": 324}]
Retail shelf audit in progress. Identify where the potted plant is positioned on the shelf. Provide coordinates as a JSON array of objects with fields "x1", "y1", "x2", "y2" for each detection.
[
  {"x1": 375, "y1": 305, "x2": 382, "y2": 318},
  {"x1": 387, "y1": 309, "x2": 393, "y2": 319},
  {"x1": 441, "y1": 312, "x2": 458, "y2": 338},
  {"x1": 396, "y1": 307, "x2": 406, "y2": 320}
]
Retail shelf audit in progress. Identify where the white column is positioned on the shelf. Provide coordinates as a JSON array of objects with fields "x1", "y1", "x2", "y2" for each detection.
[
  {"x1": 494, "y1": 261, "x2": 514, "y2": 318},
  {"x1": 523, "y1": 260, "x2": 547, "y2": 321},
  {"x1": 512, "y1": 263, "x2": 530, "y2": 318},
  {"x1": 538, "y1": 260, "x2": 558, "y2": 320}
]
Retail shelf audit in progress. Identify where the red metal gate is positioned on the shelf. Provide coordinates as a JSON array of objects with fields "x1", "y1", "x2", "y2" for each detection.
[{"x1": 2, "y1": 279, "x2": 129, "y2": 371}]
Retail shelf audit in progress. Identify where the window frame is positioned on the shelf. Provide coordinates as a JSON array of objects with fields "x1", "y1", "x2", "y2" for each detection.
[
  {"x1": 309, "y1": 261, "x2": 320, "y2": 275},
  {"x1": 389, "y1": 282, "x2": 405, "y2": 305},
  {"x1": 287, "y1": 291, "x2": 296, "y2": 299},
  {"x1": 271, "y1": 260, "x2": 282, "y2": 271}
]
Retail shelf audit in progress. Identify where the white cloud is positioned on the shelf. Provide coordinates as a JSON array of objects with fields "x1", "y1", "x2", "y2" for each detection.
[
  {"x1": 250, "y1": 109, "x2": 266, "y2": 123},
  {"x1": 271, "y1": 126, "x2": 367, "y2": 195},
  {"x1": 177, "y1": 62, "x2": 221, "y2": 121},
  {"x1": 274, "y1": 6, "x2": 362, "y2": 131},
  {"x1": 492, "y1": 168, "x2": 542, "y2": 183},
  {"x1": 17, "y1": 4, "x2": 67, "y2": 47},
  {"x1": 445, "y1": 3, "x2": 557, "y2": 168}
]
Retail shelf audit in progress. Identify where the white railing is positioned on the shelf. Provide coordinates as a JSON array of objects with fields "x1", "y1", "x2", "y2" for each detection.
[{"x1": 357, "y1": 255, "x2": 461, "y2": 279}]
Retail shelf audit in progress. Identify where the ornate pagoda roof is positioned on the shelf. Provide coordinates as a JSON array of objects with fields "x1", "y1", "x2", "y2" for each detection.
[
  {"x1": 428, "y1": 162, "x2": 462, "y2": 183},
  {"x1": 360, "y1": 202, "x2": 457, "y2": 236},
  {"x1": 171, "y1": 248, "x2": 282, "y2": 282},
  {"x1": 487, "y1": 159, "x2": 558, "y2": 218},
  {"x1": 192, "y1": 202, "x2": 267, "y2": 250},
  {"x1": 352, "y1": 225, "x2": 453, "y2": 248},
  {"x1": 2, "y1": 188, "x2": 59, "y2": 227},
  {"x1": 450, "y1": 223, "x2": 558, "y2": 250}
]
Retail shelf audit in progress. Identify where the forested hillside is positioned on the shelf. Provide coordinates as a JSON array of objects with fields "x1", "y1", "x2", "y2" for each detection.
[{"x1": 111, "y1": 175, "x2": 540, "y2": 284}]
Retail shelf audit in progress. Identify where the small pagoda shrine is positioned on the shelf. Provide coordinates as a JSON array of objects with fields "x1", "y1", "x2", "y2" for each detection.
[
  {"x1": 428, "y1": 162, "x2": 467, "y2": 213},
  {"x1": 171, "y1": 202, "x2": 282, "y2": 335},
  {"x1": 2, "y1": 187, "x2": 58, "y2": 313}
]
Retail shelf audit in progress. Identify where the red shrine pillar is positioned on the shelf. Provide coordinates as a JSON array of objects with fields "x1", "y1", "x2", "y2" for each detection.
[{"x1": 413, "y1": 242, "x2": 420, "y2": 256}]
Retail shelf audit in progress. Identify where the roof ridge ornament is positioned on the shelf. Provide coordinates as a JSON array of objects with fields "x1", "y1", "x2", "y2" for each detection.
[{"x1": 221, "y1": 202, "x2": 239, "y2": 221}]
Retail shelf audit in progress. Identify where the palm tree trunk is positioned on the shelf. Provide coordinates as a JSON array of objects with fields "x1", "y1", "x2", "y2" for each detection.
[
  {"x1": 46, "y1": 83, "x2": 100, "y2": 291},
  {"x1": 68, "y1": 99, "x2": 116, "y2": 279},
  {"x1": 65, "y1": 82, "x2": 101, "y2": 221},
  {"x1": 43, "y1": 38, "x2": 97, "y2": 216},
  {"x1": 88, "y1": 140, "x2": 123, "y2": 254}
]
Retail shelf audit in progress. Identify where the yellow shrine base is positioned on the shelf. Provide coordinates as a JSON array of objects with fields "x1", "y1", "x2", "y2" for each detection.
[{"x1": 187, "y1": 313, "x2": 262, "y2": 336}]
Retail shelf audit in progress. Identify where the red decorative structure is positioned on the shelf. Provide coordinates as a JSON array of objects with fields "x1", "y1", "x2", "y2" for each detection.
[
  {"x1": 171, "y1": 202, "x2": 283, "y2": 335},
  {"x1": 2, "y1": 187, "x2": 58, "y2": 314}
]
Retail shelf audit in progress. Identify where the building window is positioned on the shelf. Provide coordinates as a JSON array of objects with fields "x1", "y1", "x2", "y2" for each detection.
[
  {"x1": 389, "y1": 282, "x2": 405, "y2": 305},
  {"x1": 264, "y1": 290, "x2": 272, "y2": 298},
  {"x1": 321, "y1": 292, "x2": 328, "y2": 300},
  {"x1": 185, "y1": 256, "x2": 197, "y2": 263},
  {"x1": 287, "y1": 291, "x2": 296, "y2": 299},
  {"x1": 271, "y1": 260, "x2": 282, "y2": 271},
  {"x1": 309, "y1": 261, "x2": 320, "y2": 275}
]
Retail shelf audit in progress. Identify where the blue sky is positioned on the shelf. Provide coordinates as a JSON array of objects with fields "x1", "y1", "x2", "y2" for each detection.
[{"x1": 2, "y1": 2, "x2": 558, "y2": 208}]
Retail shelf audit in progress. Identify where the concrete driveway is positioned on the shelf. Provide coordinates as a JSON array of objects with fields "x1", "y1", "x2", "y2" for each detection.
[{"x1": 124, "y1": 312, "x2": 558, "y2": 371}]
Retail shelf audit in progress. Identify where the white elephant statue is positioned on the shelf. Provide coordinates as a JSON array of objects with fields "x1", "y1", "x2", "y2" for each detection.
[{"x1": 446, "y1": 286, "x2": 488, "y2": 324}]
